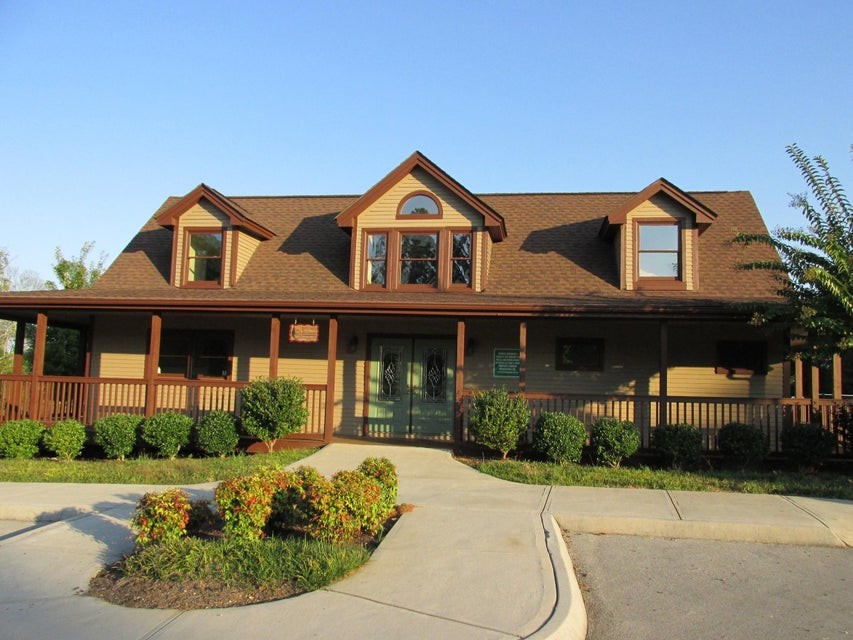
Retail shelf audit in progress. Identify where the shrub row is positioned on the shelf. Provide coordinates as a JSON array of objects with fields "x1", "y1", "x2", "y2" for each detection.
[
  {"x1": 468, "y1": 388, "x2": 839, "y2": 470},
  {"x1": 133, "y1": 457, "x2": 399, "y2": 546},
  {"x1": 0, "y1": 409, "x2": 241, "y2": 461}
]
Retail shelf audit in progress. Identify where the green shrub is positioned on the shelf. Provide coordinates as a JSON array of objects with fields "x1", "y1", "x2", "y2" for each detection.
[
  {"x1": 269, "y1": 466, "x2": 330, "y2": 535},
  {"x1": 306, "y1": 470, "x2": 385, "y2": 542},
  {"x1": 196, "y1": 410, "x2": 239, "y2": 457},
  {"x1": 131, "y1": 489, "x2": 192, "y2": 546},
  {"x1": 141, "y1": 411, "x2": 193, "y2": 459},
  {"x1": 469, "y1": 388, "x2": 531, "y2": 459},
  {"x1": 215, "y1": 468, "x2": 292, "y2": 540},
  {"x1": 240, "y1": 377, "x2": 309, "y2": 452},
  {"x1": 781, "y1": 422, "x2": 837, "y2": 470},
  {"x1": 0, "y1": 419, "x2": 45, "y2": 459},
  {"x1": 42, "y1": 419, "x2": 87, "y2": 460},
  {"x1": 717, "y1": 422, "x2": 768, "y2": 469},
  {"x1": 93, "y1": 413, "x2": 140, "y2": 460},
  {"x1": 652, "y1": 423, "x2": 702, "y2": 470},
  {"x1": 532, "y1": 412, "x2": 587, "y2": 465},
  {"x1": 590, "y1": 417, "x2": 639, "y2": 467},
  {"x1": 357, "y1": 457, "x2": 398, "y2": 516},
  {"x1": 832, "y1": 405, "x2": 853, "y2": 455}
]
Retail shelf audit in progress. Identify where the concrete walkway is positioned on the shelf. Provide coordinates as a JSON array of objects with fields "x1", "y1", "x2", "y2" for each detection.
[{"x1": 0, "y1": 444, "x2": 850, "y2": 640}]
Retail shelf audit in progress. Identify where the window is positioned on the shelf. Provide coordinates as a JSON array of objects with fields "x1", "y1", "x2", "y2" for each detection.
[
  {"x1": 398, "y1": 192, "x2": 441, "y2": 217},
  {"x1": 637, "y1": 223, "x2": 679, "y2": 279},
  {"x1": 451, "y1": 232, "x2": 472, "y2": 286},
  {"x1": 158, "y1": 329, "x2": 233, "y2": 379},
  {"x1": 555, "y1": 338, "x2": 604, "y2": 371},
  {"x1": 365, "y1": 233, "x2": 387, "y2": 287},
  {"x1": 400, "y1": 233, "x2": 438, "y2": 286},
  {"x1": 716, "y1": 341, "x2": 768, "y2": 376},
  {"x1": 185, "y1": 231, "x2": 223, "y2": 285}
]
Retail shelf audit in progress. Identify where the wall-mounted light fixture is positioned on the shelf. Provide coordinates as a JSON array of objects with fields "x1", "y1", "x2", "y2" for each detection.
[
  {"x1": 466, "y1": 338, "x2": 477, "y2": 356},
  {"x1": 347, "y1": 335, "x2": 359, "y2": 354}
]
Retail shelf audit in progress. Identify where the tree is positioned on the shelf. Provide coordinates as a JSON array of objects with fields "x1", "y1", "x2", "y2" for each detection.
[
  {"x1": 25, "y1": 241, "x2": 107, "y2": 375},
  {"x1": 0, "y1": 249, "x2": 42, "y2": 373},
  {"x1": 45, "y1": 241, "x2": 106, "y2": 290},
  {"x1": 736, "y1": 144, "x2": 852, "y2": 366}
]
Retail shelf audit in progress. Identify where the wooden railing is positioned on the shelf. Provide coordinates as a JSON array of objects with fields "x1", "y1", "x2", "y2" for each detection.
[
  {"x1": 459, "y1": 391, "x2": 852, "y2": 455},
  {"x1": 0, "y1": 375, "x2": 327, "y2": 439}
]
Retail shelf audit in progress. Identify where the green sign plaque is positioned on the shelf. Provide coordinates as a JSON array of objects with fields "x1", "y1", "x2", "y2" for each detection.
[{"x1": 493, "y1": 348, "x2": 520, "y2": 378}]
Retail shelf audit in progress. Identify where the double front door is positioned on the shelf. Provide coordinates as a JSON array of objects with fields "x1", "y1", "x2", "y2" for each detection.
[{"x1": 368, "y1": 337, "x2": 456, "y2": 437}]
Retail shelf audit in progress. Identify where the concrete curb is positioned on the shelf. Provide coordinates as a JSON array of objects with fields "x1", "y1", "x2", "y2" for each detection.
[
  {"x1": 526, "y1": 514, "x2": 587, "y2": 640},
  {"x1": 552, "y1": 513, "x2": 846, "y2": 548}
]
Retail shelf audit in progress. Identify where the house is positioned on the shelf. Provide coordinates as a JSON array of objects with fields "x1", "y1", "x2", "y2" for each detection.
[{"x1": 0, "y1": 151, "x2": 845, "y2": 450}]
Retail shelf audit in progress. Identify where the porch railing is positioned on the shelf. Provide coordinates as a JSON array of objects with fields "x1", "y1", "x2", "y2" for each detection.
[
  {"x1": 459, "y1": 391, "x2": 852, "y2": 455},
  {"x1": 0, "y1": 376, "x2": 327, "y2": 439}
]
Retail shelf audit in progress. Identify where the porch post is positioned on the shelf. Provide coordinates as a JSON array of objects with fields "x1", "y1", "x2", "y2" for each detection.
[
  {"x1": 28, "y1": 313, "x2": 47, "y2": 420},
  {"x1": 269, "y1": 314, "x2": 281, "y2": 377},
  {"x1": 518, "y1": 320, "x2": 527, "y2": 392},
  {"x1": 810, "y1": 365, "x2": 820, "y2": 403},
  {"x1": 659, "y1": 320, "x2": 669, "y2": 428},
  {"x1": 144, "y1": 313, "x2": 162, "y2": 418},
  {"x1": 13, "y1": 321, "x2": 26, "y2": 374},
  {"x1": 83, "y1": 316, "x2": 95, "y2": 377},
  {"x1": 455, "y1": 319, "x2": 466, "y2": 443},
  {"x1": 793, "y1": 358, "x2": 804, "y2": 397},
  {"x1": 832, "y1": 354, "x2": 843, "y2": 400},
  {"x1": 324, "y1": 316, "x2": 338, "y2": 443}
]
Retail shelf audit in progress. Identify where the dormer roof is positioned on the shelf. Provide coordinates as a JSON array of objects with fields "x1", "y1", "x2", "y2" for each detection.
[
  {"x1": 599, "y1": 177, "x2": 718, "y2": 240},
  {"x1": 155, "y1": 183, "x2": 275, "y2": 240},
  {"x1": 336, "y1": 151, "x2": 507, "y2": 241}
]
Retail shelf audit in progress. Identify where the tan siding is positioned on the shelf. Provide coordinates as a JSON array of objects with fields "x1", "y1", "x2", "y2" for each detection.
[
  {"x1": 90, "y1": 315, "x2": 149, "y2": 378},
  {"x1": 234, "y1": 231, "x2": 261, "y2": 283},
  {"x1": 480, "y1": 232, "x2": 493, "y2": 291},
  {"x1": 353, "y1": 227, "x2": 363, "y2": 289},
  {"x1": 174, "y1": 202, "x2": 229, "y2": 286},
  {"x1": 624, "y1": 194, "x2": 695, "y2": 290}
]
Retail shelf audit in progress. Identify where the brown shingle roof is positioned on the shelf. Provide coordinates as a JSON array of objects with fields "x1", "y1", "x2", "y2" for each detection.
[{"x1": 0, "y1": 189, "x2": 782, "y2": 318}]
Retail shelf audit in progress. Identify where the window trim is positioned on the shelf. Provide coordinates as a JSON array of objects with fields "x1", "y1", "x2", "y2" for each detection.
[
  {"x1": 181, "y1": 228, "x2": 224, "y2": 288},
  {"x1": 361, "y1": 228, "x2": 478, "y2": 292},
  {"x1": 555, "y1": 337, "x2": 605, "y2": 372},
  {"x1": 396, "y1": 191, "x2": 443, "y2": 220},
  {"x1": 633, "y1": 220, "x2": 686, "y2": 291},
  {"x1": 397, "y1": 230, "x2": 440, "y2": 290},
  {"x1": 156, "y1": 329, "x2": 234, "y2": 380}
]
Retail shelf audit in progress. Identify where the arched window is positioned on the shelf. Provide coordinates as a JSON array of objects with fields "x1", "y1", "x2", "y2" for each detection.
[{"x1": 398, "y1": 192, "x2": 441, "y2": 217}]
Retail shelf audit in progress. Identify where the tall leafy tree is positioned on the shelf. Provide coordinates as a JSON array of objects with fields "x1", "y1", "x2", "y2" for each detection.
[
  {"x1": 45, "y1": 241, "x2": 106, "y2": 290},
  {"x1": 0, "y1": 249, "x2": 42, "y2": 373},
  {"x1": 736, "y1": 144, "x2": 852, "y2": 366}
]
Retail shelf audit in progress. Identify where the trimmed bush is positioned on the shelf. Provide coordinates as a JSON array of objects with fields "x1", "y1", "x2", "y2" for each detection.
[
  {"x1": 93, "y1": 413, "x2": 140, "y2": 460},
  {"x1": 42, "y1": 419, "x2": 87, "y2": 460},
  {"x1": 781, "y1": 422, "x2": 837, "y2": 470},
  {"x1": 196, "y1": 410, "x2": 239, "y2": 457},
  {"x1": 240, "y1": 377, "x2": 309, "y2": 452},
  {"x1": 357, "y1": 457, "x2": 398, "y2": 516},
  {"x1": 533, "y1": 412, "x2": 587, "y2": 465},
  {"x1": 0, "y1": 419, "x2": 45, "y2": 459},
  {"x1": 141, "y1": 411, "x2": 193, "y2": 459},
  {"x1": 215, "y1": 468, "x2": 292, "y2": 540},
  {"x1": 832, "y1": 405, "x2": 853, "y2": 455},
  {"x1": 590, "y1": 417, "x2": 639, "y2": 467},
  {"x1": 469, "y1": 388, "x2": 531, "y2": 459},
  {"x1": 306, "y1": 470, "x2": 385, "y2": 542},
  {"x1": 131, "y1": 488, "x2": 192, "y2": 546},
  {"x1": 717, "y1": 422, "x2": 768, "y2": 469},
  {"x1": 652, "y1": 423, "x2": 702, "y2": 470}
]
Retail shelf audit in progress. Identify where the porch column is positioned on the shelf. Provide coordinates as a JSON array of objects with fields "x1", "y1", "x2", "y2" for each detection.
[
  {"x1": 659, "y1": 320, "x2": 669, "y2": 428},
  {"x1": 810, "y1": 365, "x2": 820, "y2": 403},
  {"x1": 518, "y1": 320, "x2": 528, "y2": 393},
  {"x1": 13, "y1": 321, "x2": 26, "y2": 374},
  {"x1": 83, "y1": 316, "x2": 95, "y2": 377},
  {"x1": 793, "y1": 358, "x2": 806, "y2": 422},
  {"x1": 269, "y1": 314, "x2": 281, "y2": 377},
  {"x1": 324, "y1": 316, "x2": 338, "y2": 443},
  {"x1": 455, "y1": 319, "x2": 466, "y2": 443},
  {"x1": 28, "y1": 313, "x2": 47, "y2": 420},
  {"x1": 144, "y1": 313, "x2": 162, "y2": 418},
  {"x1": 832, "y1": 353, "x2": 843, "y2": 400}
]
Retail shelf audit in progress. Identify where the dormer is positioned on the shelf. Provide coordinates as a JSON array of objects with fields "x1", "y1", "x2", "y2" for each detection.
[
  {"x1": 156, "y1": 184, "x2": 274, "y2": 288},
  {"x1": 599, "y1": 178, "x2": 716, "y2": 291},
  {"x1": 336, "y1": 151, "x2": 506, "y2": 292}
]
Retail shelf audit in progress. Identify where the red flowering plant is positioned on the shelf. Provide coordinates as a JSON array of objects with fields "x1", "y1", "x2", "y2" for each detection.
[
  {"x1": 214, "y1": 468, "x2": 292, "y2": 540},
  {"x1": 131, "y1": 489, "x2": 192, "y2": 546}
]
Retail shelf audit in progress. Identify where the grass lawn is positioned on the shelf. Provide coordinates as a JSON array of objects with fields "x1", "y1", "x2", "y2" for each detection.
[
  {"x1": 0, "y1": 449, "x2": 315, "y2": 484},
  {"x1": 469, "y1": 459, "x2": 853, "y2": 501}
]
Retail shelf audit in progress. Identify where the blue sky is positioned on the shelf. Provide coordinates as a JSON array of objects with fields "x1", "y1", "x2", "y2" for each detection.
[{"x1": 0, "y1": 1, "x2": 850, "y2": 283}]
